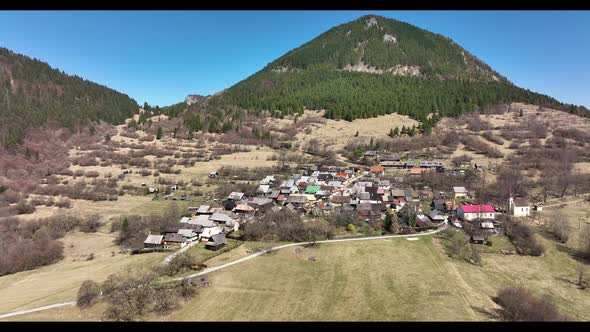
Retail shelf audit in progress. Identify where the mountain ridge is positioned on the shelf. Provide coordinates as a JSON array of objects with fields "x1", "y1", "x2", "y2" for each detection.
[
  {"x1": 0, "y1": 47, "x2": 138, "y2": 149},
  {"x1": 181, "y1": 15, "x2": 564, "y2": 134}
]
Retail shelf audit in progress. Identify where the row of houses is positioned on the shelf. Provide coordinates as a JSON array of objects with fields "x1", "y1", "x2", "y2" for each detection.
[
  {"x1": 144, "y1": 162, "x2": 538, "y2": 252},
  {"x1": 143, "y1": 204, "x2": 240, "y2": 251}
]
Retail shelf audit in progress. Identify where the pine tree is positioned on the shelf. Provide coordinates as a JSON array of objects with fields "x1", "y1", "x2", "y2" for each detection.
[
  {"x1": 156, "y1": 126, "x2": 163, "y2": 139},
  {"x1": 392, "y1": 127, "x2": 399, "y2": 137},
  {"x1": 119, "y1": 217, "x2": 130, "y2": 244}
]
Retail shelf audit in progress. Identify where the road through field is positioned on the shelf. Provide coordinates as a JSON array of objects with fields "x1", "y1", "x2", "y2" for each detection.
[
  {"x1": 0, "y1": 226, "x2": 445, "y2": 319},
  {"x1": 176, "y1": 227, "x2": 446, "y2": 281}
]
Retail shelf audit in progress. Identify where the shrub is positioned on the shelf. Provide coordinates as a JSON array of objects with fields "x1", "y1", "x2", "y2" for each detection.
[
  {"x1": 494, "y1": 287, "x2": 569, "y2": 321},
  {"x1": 451, "y1": 154, "x2": 472, "y2": 167},
  {"x1": 16, "y1": 200, "x2": 36, "y2": 214},
  {"x1": 176, "y1": 279, "x2": 197, "y2": 298},
  {"x1": 581, "y1": 224, "x2": 590, "y2": 260},
  {"x1": 84, "y1": 171, "x2": 100, "y2": 178},
  {"x1": 164, "y1": 253, "x2": 195, "y2": 277},
  {"x1": 504, "y1": 219, "x2": 545, "y2": 256},
  {"x1": 139, "y1": 134, "x2": 155, "y2": 142},
  {"x1": 326, "y1": 209, "x2": 364, "y2": 228},
  {"x1": 80, "y1": 214, "x2": 103, "y2": 233},
  {"x1": 151, "y1": 287, "x2": 178, "y2": 314},
  {"x1": 548, "y1": 210, "x2": 570, "y2": 243},
  {"x1": 77, "y1": 156, "x2": 99, "y2": 167},
  {"x1": 346, "y1": 223, "x2": 356, "y2": 233},
  {"x1": 482, "y1": 131, "x2": 505, "y2": 145},
  {"x1": 2, "y1": 189, "x2": 22, "y2": 204},
  {"x1": 55, "y1": 197, "x2": 72, "y2": 208}
]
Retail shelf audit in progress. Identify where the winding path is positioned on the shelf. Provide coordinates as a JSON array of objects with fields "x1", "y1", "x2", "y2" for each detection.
[
  {"x1": 0, "y1": 227, "x2": 445, "y2": 319},
  {"x1": 174, "y1": 227, "x2": 445, "y2": 281},
  {"x1": 0, "y1": 302, "x2": 77, "y2": 320}
]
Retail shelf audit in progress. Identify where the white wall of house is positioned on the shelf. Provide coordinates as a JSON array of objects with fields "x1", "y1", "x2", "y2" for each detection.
[
  {"x1": 513, "y1": 206, "x2": 530, "y2": 217},
  {"x1": 458, "y1": 210, "x2": 495, "y2": 221}
]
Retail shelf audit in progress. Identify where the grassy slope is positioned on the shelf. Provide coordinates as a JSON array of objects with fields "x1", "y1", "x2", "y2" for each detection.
[
  {"x1": 5, "y1": 224, "x2": 590, "y2": 321},
  {"x1": 161, "y1": 236, "x2": 477, "y2": 321}
]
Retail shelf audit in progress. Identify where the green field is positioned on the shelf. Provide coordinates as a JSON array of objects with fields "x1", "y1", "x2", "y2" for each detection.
[
  {"x1": 159, "y1": 236, "x2": 480, "y2": 321},
  {"x1": 5, "y1": 222, "x2": 590, "y2": 321}
]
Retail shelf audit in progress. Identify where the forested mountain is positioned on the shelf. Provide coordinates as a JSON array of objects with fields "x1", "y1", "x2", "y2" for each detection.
[
  {"x1": 185, "y1": 15, "x2": 572, "y2": 134},
  {"x1": 0, "y1": 47, "x2": 138, "y2": 149}
]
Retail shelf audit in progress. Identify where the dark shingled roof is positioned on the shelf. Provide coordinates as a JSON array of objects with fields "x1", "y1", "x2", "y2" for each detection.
[
  {"x1": 207, "y1": 233, "x2": 227, "y2": 246},
  {"x1": 163, "y1": 233, "x2": 185, "y2": 243},
  {"x1": 513, "y1": 199, "x2": 530, "y2": 207},
  {"x1": 331, "y1": 195, "x2": 351, "y2": 204}
]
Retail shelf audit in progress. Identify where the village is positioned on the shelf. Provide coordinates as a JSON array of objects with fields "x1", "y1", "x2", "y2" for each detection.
[{"x1": 141, "y1": 149, "x2": 539, "y2": 252}]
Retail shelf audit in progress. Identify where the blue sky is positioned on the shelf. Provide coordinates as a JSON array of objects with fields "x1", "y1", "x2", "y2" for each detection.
[{"x1": 0, "y1": 11, "x2": 588, "y2": 107}]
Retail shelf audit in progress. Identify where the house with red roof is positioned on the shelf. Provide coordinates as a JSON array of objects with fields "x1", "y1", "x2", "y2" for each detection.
[
  {"x1": 369, "y1": 165, "x2": 385, "y2": 176},
  {"x1": 335, "y1": 172, "x2": 349, "y2": 179},
  {"x1": 457, "y1": 204, "x2": 495, "y2": 221}
]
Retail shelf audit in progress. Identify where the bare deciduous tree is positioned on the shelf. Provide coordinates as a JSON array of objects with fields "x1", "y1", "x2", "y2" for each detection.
[
  {"x1": 494, "y1": 287, "x2": 570, "y2": 321},
  {"x1": 77, "y1": 280, "x2": 101, "y2": 308},
  {"x1": 548, "y1": 210, "x2": 570, "y2": 243}
]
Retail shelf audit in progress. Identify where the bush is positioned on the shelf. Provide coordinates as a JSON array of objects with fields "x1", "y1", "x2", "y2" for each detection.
[
  {"x1": 494, "y1": 287, "x2": 569, "y2": 321},
  {"x1": 482, "y1": 131, "x2": 505, "y2": 145},
  {"x1": 80, "y1": 214, "x2": 103, "y2": 233},
  {"x1": 444, "y1": 230, "x2": 469, "y2": 259},
  {"x1": 176, "y1": 279, "x2": 197, "y2": 298},
  {"x1": 103, "y1": 273, "x2": 156, "y2": 321},
  {"x1": 84, "y1": 171, "x2": 100, "y2": 178},
  {"x1": 451, "y1": 154, "x2": 472, "y2": 167},
  {"x1": 327, "y1": 209, "x2": 364, "y2": 228},
  {"x1": 55, "y1": 197, "x2": 72, "y2": 208},
  {"x1": 16, "y1": 200, "x2": 36, "y2": 214},
  {"x1": 77, "y1": 280, "x2": 101, "y2": 308},
  {"x1": 346, "y1": 223, "x2": 356, "y2": 233},
  {"x1": 2, "y1": 189, "x2": 22, "y2": 204},
  {"x1": 504, "y1": 219, "x2": 545, "y2": 256},
  {"x1": 242, "y1": 210, "x2": 335, "y2": 242},
  {"x1": 549, "y1": 212, "x2": 570, "y2": 243},
  {"x1": 0, "y1": 224, "x2": 65, "y2": 276},
  {"x1": 151, "y1": 287, "x2": 178, "y2": 314},
  {"x1": 164, "y1": 253, "x2": 195, "y2": 277}
]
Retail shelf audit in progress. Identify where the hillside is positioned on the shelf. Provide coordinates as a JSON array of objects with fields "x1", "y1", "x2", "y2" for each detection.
[
  {"x1": 0, "y1": 47, "x2": 138, "y2": 149},
  {"x1": 266, "y1": 15, "x2": 506, "y2": 81},
  {"x1": 185, "y1": 15, "x2": 567, "y2": 134}
]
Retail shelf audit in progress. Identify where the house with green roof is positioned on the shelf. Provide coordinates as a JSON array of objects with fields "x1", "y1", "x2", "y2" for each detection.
[{"x1": 305, "y1": 185, "x2": 321, "y2": 194}]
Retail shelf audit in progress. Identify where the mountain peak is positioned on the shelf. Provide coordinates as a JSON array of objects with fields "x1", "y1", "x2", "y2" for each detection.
[{"x1": 265, "y1": 15, "x2": 505, "y2": 82}]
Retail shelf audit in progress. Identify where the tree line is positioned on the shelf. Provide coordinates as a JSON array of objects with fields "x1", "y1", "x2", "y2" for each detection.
[{"x1": 0, "y1": 47, "x2": 138, "y2": 149}]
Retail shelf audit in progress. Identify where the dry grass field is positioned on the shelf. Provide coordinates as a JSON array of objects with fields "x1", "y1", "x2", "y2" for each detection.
[
  {"x1": 4, "y1": 105, "x2": 590, "y2": 321},
  {"x1": 5, "y1": 226, "x2": 590, "y2": 321},
  {"x1": 0, "y1": 231, "x2": 167, "y2": 314},
  {"x1": 178, "y1": 147, "x2": 278, "y2": 181},
  {"x1": 294, "y1": 110, "x2": 418, "y2": 150},
  {"x1": 444, "y1": 102, "x2": 590, "y2": 174}
]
